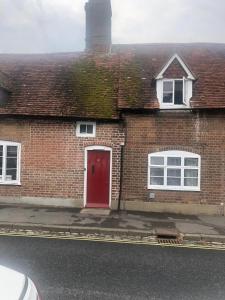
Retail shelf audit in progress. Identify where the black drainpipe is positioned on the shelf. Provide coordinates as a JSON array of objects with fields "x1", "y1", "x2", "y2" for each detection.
[{"x1": 117, "y1": 143, "x2": 124, "y2": 212}]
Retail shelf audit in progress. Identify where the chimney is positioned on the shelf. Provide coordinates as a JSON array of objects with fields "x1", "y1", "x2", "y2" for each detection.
[{"x1": 85, "y1": 0, "x2": 112, "y2": 53}]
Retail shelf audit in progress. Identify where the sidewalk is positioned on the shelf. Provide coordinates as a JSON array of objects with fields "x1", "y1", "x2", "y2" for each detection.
[{"x1": 0, "y1": 204, "x2": 225, "y2": 243}]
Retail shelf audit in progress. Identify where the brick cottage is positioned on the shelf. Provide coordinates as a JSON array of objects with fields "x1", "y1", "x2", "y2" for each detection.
[{"x1": 0, "y1": 0, "x2": 225, "y2": 215}]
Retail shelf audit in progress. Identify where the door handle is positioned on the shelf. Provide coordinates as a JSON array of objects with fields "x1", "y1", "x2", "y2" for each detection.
[{"x1": 92, "y1": 165, "x2": 95, "y2": 175}]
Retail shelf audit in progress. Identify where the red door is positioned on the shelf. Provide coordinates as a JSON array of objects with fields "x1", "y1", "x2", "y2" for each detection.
[{"x1": 86, "y1": 150, "x2": 110, "y2": 208}]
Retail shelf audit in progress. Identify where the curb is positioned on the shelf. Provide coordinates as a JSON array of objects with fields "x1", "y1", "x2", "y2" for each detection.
[
  {"x1": 0, "y1": 222, "x2": 154, "y2": 238},
  {"x1": 1, "y1": 222, "x2": 225, "y2": 245},
  {"x1": 183, "y1": 233, "x2": 225, "y2": 243}
]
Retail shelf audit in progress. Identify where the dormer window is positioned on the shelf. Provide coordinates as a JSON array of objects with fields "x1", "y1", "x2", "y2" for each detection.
[
  {"x1": 156, "y1": 54, "x2": 195, "y2": 109},
  {"x1": 0, "y1": 87, "x2": 10, "y2": 106},
  {"x1": 163, "y1": 79, "x2": 184, "y2": 105}
]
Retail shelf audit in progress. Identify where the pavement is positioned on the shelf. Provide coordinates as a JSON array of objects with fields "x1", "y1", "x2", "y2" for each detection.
[{"x1": 0, "y1": 204, "x2": 225, "y2": 244}]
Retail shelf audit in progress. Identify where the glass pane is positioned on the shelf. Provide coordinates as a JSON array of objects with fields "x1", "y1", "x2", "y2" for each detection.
[
  {"x1": 150, "y1": 177, "x2": 164, "y2": 186},
  {"x1": 174, "y1": 80, "x2": 183, "y2": 105},
  {"x1": 6, "y1": 169, "x2": 17, "y2": 181},
  {"x1": 163, "y1": 92, "x2": 173, "y2": 103},
  {"x1": 7, "y1": 146, "x2": 17, "y2": 157},
  {"x1": 150, "y1": 167, "x2": 164, "y2": 177},
  {"x1": 150, "y1": 157, "x2": 164, "y2": 165},
  {"x1": 184, "y1": 178, "x2": 198, "y2": 187},
  {"x1": 87, "y1": 125, "x2": 93, "y2": 134},
  {"x1": 167, "y1": 178, "x2": 181, "y2": 186},
  {"x1": 167, "y1": 168, "x2": 181, "y2": 177},
  {"x1": 184, "y1": 169, "x2": 198, "y2": 178},
  {"x1": 0, "y1": 168, "x2": 2, "y2": 176},
  {"x1": 0, "y1": 157, "x2": 2, "y2": 169},
  {"x1": 80, "y1": 124, "x2": 87, "y2": 134},
  {"x1": 184, "y1": 158, "x2": 198, "y2": 166},
  {"x1": 0, "y1": 145, "x2": 3, "y2": 156},
  {"x1": 6, "y1": 157, "x2": 17, "y2": 169},
  {"x1": 167, "y1": 157, "x2": 181, "y2": 166},
  {"x1": 163, "y1": 81, "x2": 173, "y2": 92}
]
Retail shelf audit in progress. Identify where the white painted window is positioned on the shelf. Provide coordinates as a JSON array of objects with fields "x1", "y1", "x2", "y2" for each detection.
[
  {"x1": 0, "y1": 141, "x2": 21, "y2": 185},
  {"x1": 157, "y1": 77, "x2": 192, "y2": 109},
  {"x1": 163, "y1": 79, "x2": 184, "y2": 105},
  {"x1": 148, "y1": 151, "x2": 200, "y2": 191},
  {"x1": 156, "y1": 54, "x2": 195, "y2": 109},
  {"x1": 76, "y1": 122, "x2": 96, "y2": 138}
]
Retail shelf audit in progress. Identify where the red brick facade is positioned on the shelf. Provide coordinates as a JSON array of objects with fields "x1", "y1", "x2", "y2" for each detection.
[
  {"x1": 0, "y1": 118, "x2": 124, "y2": 207},
  {"x1": 122, "y1": 111, "x2": 225, "y2": 207}
]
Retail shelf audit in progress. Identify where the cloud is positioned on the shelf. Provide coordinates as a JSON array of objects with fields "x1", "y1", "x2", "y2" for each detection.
[
  {"x1": 0, "y1": 0, "x2": 224, "y2": 53},
  {"x1": 112, "y1": 0, "x2": 225, "y2": 44}
]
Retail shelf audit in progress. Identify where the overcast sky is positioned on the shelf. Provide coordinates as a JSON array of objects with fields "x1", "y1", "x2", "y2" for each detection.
[{"x1": 0, "y1": 0, "x2": 225, "y2": 53}]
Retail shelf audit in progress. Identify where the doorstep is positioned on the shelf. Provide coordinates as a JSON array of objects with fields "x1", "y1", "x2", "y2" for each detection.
[{"x1": 80, "y1": 208, "x2": 111, "y2": 216}]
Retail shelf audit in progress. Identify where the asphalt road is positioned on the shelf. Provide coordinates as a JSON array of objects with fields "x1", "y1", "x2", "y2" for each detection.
[{"x1": 0, "y1": 236, "x2": 225, "y2": 300}]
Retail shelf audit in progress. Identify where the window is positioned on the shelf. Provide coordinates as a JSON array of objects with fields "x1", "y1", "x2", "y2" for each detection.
[
  {"x1": 0, "y1": 141, "x2": 21, "y2": 185},
  {"x1": 156, "y1": 54, "x2": 195, "y2": 109},
  {"x1": 163, "y1": 80, "x2": 184, "y2": 105},
  {"x1": 148, "y1": 151, "x2": 200, "y2": 191},
  {"x1": 76, "y1": 122, "x2": 96, "y2": 137}
]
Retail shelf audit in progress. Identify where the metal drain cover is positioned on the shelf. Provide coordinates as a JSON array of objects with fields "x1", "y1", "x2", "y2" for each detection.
[{"x1": 155, "y1": 228, "x2": 183, "y2": 244}]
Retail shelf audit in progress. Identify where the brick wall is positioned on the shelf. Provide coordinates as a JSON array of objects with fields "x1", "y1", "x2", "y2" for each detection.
[
  {"x1": 0, "y1": 118, "x2": 124, "y2": 206},
  {"x1": 122, "y1": 111, "x2": 225, "y2": 206}
]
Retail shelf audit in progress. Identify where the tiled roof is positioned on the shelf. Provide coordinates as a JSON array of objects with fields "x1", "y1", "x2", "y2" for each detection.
[
  {"x1": 0, "y1": 53, "x2": 119, "y2": 119},
  {"x1": 1, "y1": 43, "x2": 225, "y2": 119},
  {"x1": 114, "y1": 43, "x2": 225, "y2": 110}
]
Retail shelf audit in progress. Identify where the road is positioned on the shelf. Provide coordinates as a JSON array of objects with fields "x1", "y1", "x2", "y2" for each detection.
[{"x1": 0, "y1": 235, "x2": 224, "y2": 299}]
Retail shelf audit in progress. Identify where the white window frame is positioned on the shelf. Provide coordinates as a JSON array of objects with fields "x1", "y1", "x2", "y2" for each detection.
[
  {"x1": 76, "y1": 122, "x2": 96, "y2": 138},
  {"x1": 156, "y1": 54, "x2": 195, "y2": 110},
  {"x1": 162, "y1": 79, "x2": 184, "y2": 105},
  {"x1": 0, "y1": 141, "x2": 21, "y2": 185},
  {"x1": 148, "y1": 150, "x2": 201, "y2": 191}
]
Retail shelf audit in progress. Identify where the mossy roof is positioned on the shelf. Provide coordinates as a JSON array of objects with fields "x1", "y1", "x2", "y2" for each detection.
[
  {"x1": 1, "y1": 43, "x2": 225, "y2": 118},
  {"x1": 0, "y1": 53, "x2": 119, "y2": 119}
]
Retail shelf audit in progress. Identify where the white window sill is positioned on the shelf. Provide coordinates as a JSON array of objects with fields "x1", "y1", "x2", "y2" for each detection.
[
  {"x1": 159, "y1": 105, "x2": 190, "y2": 110},
  {"x1": 0, "y1": 181, "x2": 21, "y2": 186},
  {"x1": 148, "y1": 185, "x2": 200, "y2": 192},
  {"x1": 76, "y1": 134, "x2": 96, "y2": 138}
]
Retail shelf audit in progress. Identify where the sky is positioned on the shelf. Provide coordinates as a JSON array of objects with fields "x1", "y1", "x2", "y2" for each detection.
[{"x1": 0, "y1": 0, "x2": 225, "y2": 53}]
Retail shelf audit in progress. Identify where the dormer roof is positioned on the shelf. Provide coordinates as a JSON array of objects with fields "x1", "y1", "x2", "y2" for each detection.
[{"x1": 156, "y1": 54, "x2": 195, "y2": 80}]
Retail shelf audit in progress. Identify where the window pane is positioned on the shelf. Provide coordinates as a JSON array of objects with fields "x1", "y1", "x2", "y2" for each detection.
[
  {"x1": 174, "y1": 80, "x2": 183, "y2": 105},
  {"x1": 184, "y1": 158, "x2": 198, "y2": 166},
  {"x1": 167, "y1": 157, "x2": 181, "y2": 166},
  {"x1": 150, "y1": 157, "x2": 164, "y2": 165},
  {"x1": 6, "y1": 169, "x2": 17, "y2": 181},
  {"x1": 7, "y1": 146, "x2": 17, "y2": 157},
  {"x1": 184, "y1": 169, "x2": 198, "y2": 178},
  {"x1": 167, "y1": 168, "x2": 181, "y2": 177},
  {"x1": 151, "y1": 167, "x2": 164, "y2": 177},
  {"x1": 87, "y1": 125, "x2": 93, "y2": 134},
  {"x1": 163, "y1": 92, "x2": 173, "y2": 103},
  {"x1": 80, "y1": 124, "x2": 87, "y2": 134},
  {"x1": 150, "y1": 177, "x2": 164, "y2": 185},
  {"x1": 6, "y1": 157, "x2": 17, "y2": 169},
  {"x1": 163, "y1": 81, "x2": 173, "y2": 92},
  {"x1": 184, "y1": 178, "x2": 198, "y2": 187},
  {"x1": 163, "y1": 81, "x2": 173, "y2": 103},
  {"x1": 0, "y1": 157, "x2": 2, "y2": 170},
  {"x1": 167, "y1": 178, "x2": 181, "y2": 186},
  {"x1": 0, "y1": 145, "x2": 3, "y2": 156}
]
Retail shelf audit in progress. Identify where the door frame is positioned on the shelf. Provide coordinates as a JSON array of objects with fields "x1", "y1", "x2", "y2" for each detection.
[{"x1": 84, "y1": 146, "x2": 112, "y2": 208}]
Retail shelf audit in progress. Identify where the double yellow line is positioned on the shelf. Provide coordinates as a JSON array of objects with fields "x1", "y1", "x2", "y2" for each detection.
[{"x1": 0, "y1": 229, "x2": 225, "y2": 251}]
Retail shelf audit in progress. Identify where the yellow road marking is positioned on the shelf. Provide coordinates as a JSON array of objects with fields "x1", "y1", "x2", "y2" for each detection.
[{"x1": 0, "y1": 230, "x2": 225, "y2": 251}]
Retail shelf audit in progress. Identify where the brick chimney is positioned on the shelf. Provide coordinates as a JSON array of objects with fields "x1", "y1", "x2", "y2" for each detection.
[{"x1": 85, "y1": 0, "x2": 112, "y2": 53}]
